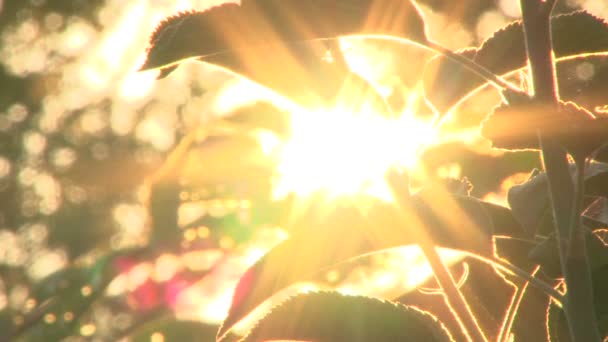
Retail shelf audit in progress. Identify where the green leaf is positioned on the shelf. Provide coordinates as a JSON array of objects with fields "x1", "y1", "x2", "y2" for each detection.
[
  {"x1": 130, "y1": 317, "x2": 223, "y2": 342},
  {"x1": 10, "y1": 248, "x2": 142, "y2": 341},
  {"x1": 424, "y1": 11, "x2": 608, "y2": 114},
  {"x1": 241, "y1": 291, "x2": 453, "y2": 342},
  {"x1": 140, "y1": 0, "x2": 427, "y2": 109},
  {"x1": 30, "y1": 267, "x2": 89, "y2": 303},
  {"x1": 217, "y1": 192, "x2": 525, "y2": 339}
]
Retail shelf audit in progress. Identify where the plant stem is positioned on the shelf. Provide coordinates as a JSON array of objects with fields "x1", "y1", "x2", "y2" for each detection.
[
  {"x1": 539, "y1": 143, "x2": 600, "y2": 342},
  {"x1": 497, "y1": 266, "x2": 539, "y2": 342},
  {"x1": 386, "y1": 170, "x2": 488, "y2": 342},
  {"x1": 565, "y1": 157, "x2": 600, "y2": 339},
  {"x1": 519, "y1": 0, "x2": 600, "y2": 340},
  {"x1": 419, "y1": 244, "x2": 489, "y2": 342},
  {"x1": 568, "y1": 158, "x2": 586, "y2": 255}
]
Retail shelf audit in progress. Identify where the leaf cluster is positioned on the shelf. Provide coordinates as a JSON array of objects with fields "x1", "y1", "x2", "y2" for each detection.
[{"x1": 137, "y1": 1, "x2": 608, "y2": 341}]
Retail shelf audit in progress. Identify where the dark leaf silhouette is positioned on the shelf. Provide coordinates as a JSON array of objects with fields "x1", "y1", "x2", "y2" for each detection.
[
  {"x1": 546, "y1": 297, "x2": 571, "y2": 342},
  {"x1": 424, "y1": 11, "x2": 608, "y2": 113},
  {"x1": 143, "y1": 0, "x2": 428, "y2": 71},
  {"x1": 593, "y1": 265, "x2": 608, "y2": 340},
  {"x1": 141, "y1": 0, "x2": 427, "y2": 109},
  {"x1": 583, "y1": 199, "x2": 608, "y2": 227},
  {"x1": 508, "y1": 162, "x2": 608, "y2": 236},
  {"x1": 241, "y1": 291, "x2": 453, "y2": 342},
  {"x1": 529, "y1": 230, "x2": 608, "y2": 278},
  {"x1": 217, "y1": 192, "x2": 525, "y2": 339},
  {"x1": 547, "y1": 265, "x2": 608, "y2": 341}
]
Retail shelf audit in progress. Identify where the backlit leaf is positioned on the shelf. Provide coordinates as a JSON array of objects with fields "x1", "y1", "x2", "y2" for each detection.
[
  {"x1": 424, "y1": 11, "x2": 608, "y2": 114},
  {"x1": 480, "y1": 99, "x2": 608, "y2": 157},
  {"x1": 141, "y1": 0, "x2": 427, "y2": 109},
  {"x1": 241, "y1": 291, "x2": 453, "y2": 342},
  {"x1": 217, "y1": 192, "x2": 525, "y2": 339},
  {"x1": 142, "y1": 0, "x2": 428, "y2": 72}
]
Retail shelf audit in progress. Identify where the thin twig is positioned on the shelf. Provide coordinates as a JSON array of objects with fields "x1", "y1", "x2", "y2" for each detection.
[
  {"x1": 541, "y1": 0, "x2": 558, "y2": 15},
  {"x1": 419, "y1": 245, "x2": 489, "y2": 342},
  {"x1": 386, "y1": 170, "x2": 488, "y2": 342},
  {"x1": 425, "y1": 40, "x2": 523, "y2": 94},
  {"x1": 418, "y1": 262, "x2": 469, "y2": 295}
]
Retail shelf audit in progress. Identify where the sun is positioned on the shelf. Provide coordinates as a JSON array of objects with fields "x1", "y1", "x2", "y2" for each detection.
[
  {"x1": 210, "y1": 40, "x2": 439, "y2": 201},
  {"x1": 271, "y1": 91, "x2": 436, "y2": 200}
]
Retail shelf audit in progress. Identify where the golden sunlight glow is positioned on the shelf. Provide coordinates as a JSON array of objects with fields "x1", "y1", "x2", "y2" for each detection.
[
  {"x1": 272, "y1": 101, "x2": 436, "y2": 199},
  {"x1": 0, "y1": 1, "x2": 494, "y2": 334}
]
